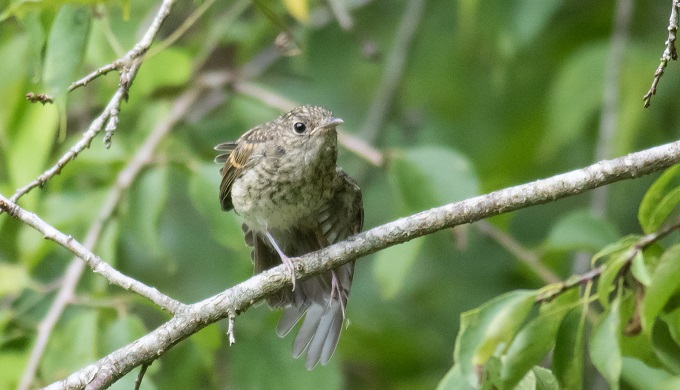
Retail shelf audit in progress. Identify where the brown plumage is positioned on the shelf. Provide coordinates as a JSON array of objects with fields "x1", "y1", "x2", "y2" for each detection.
[{"x1": 215, "y1": 105, "x2": 363, "y2": 369}]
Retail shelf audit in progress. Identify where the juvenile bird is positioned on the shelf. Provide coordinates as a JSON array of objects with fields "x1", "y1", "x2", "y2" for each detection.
[{"x1": 215, "y1": 105, "x2": 363, "y2": 369}]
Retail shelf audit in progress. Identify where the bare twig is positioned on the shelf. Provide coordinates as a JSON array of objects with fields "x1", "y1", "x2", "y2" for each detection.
[
  {"x1": 10, "y1": 86, "x2": 202, "y2": 390},
  {"x1": 360, "y1": 0, "x2": 425, "y2": 143},
  {"x1": 134, "y1": 363, "x2": 151, "y2": 390},
  {"x1": 574, "y1": 0, "x2": 633, "y2": 277},
  {"x1": 9, "y1": 0, "x2": 178, "y2": 206},
  {"x1": 326, "y1": 0, "x2": 354, "y2": 31},
  {"x1": 591, "y1": 0, "x2": 632, "y2": 217},
  {"x1": 0, "y1": 196, "x2": 183, "y2": 310},
  {"x1": 536, "y1": 266, "x2": 604, "y2": 304},
  {"x1": 44, "y1": 140, "x2": 680, "y2": 389},
  {"x1": 69, "y1": 0, "x2": 177, "y2": 92},
  {"x1": 475, "y1": 221, "x2": 561, "y2": 284},
  {"x1": 145, "y1": 0, "x2": 217, "y2": 59},
  {"x1": 537, "y1": 221, "x2": 680, "y2": 303},
  {"x1": 643, "y1": 0, "x2": 680, "y2": 108}
]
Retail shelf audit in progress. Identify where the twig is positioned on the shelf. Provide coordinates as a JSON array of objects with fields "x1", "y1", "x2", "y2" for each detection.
[
  {"x1": 536, "y1": 266, "x2": 604, "y2": 304},
  {"x1": 227, "y1": 312, "x2": 236, "y2": 345},
  {"x1": 69, "y1": 0, "x2": 177, "y2": 92},
  {"x1": 326, "y1": 0, "x2": 354, "y2": 31},
  {"x1": 145, "y1": 0, "x2": 217, "y2": 60},
  {"x1": 134, "y1": 363, "x2": 151, "y2": 390},
  {"x1": 10, "y1": 86, "x2": 202, "y2": 390},
  {"x1": 537, "y1": 221, "x2": 680, "y2": 303},
  {"x1": 475, "y1": 221, "x2": 561, "y2": 284},
  {"x1": 9, "y1": 0, "x2": 178, "y2": 206},
  {"x1": 591, "y1": 0, "x2": 632, "y2": 217},
  {"x1": 643, "y1": 0, "x2": 680, "y2": 108},
  {"x1": 360, "y1": 0, "x2": 426, "y2": 143},
  {"x1": 10, "y1": 88, "x2": 125, "y2": 203},
  {"x1": 45, "y1": 140, "x2": 680, "y2": 389}
]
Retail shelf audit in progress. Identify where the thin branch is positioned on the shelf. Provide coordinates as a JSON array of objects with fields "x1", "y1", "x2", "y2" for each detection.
[
  {"x1": 475, "y1": 221, "x2": 561, "y2": 284},
  {"x1": 69, "y1": 0, "x2": 177, "y2": 92},
  {"x1": 44, "y1": 140, "x2": 680, "y2": 389},
  {"x1": 536, "y1": 266, "x2": 604, "y2": 304},
  {"x1": 591, "y1": 0, "x2": 632, "y2": 217},
  {"x1": 0, "y1": 196, "x2": 183, "y2": 311},
  {"x1": 643, "y1": 0, "x2": 680, "y2": 108},
  {"x1": 134, "y1": 363, "x2": 151, "y2": 390},
  {"x1": 326, "y1": 0, "x2": 354, "y2": 31},
  {"x1": 537, "y1": 221, "x2": 680, "y2": 303},
  {"x1": 360, "y1": 0, "x2": 425, "y2": 143},
  {"x1": 10, "y1": 85, "x2": 204, "y2": 390},
  {"x1": 145, "y1": 0, "x2": 217, "y2": 60},
  {"x1": 9, "y1": 0, "x2": 178, "y2": 206}
]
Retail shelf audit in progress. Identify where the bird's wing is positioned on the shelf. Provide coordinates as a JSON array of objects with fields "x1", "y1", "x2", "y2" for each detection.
[
  {"x1": 276, "y1": 168, "x2": 364, "y2": 369},
  {"x1": 214, "y1": 125, "x2": 270, "y2": 211}
]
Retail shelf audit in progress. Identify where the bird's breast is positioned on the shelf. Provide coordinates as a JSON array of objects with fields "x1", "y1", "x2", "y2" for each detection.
[{"x1": 230, "y1": 155, "x2": 336, "y2": 231}]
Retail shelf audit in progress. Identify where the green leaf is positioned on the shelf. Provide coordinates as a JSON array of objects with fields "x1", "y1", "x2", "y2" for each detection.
[
  {"x1": 0, "y1": 263, "x2": 30, "y2": 296},
  {"x1": 0, "y1": 352, "x2": 28, "y2": 390},
  {"x1": 591, "y1": 235, "x2": 640, "y2": 266},
  {"x1": 643, "y1": 244, "x2": 680, "y2": 334},
  {"x1": 532, "y1": 366, "x2": 560, "y2": 390},
  {"x1": 546, "y1": 210, "x2": 619, "y2": 252},
  {"x1": 499, "y1": 289, "x2": 577, "y2": 388},
  {"x1": 389, "y1": 146, "x2": 479, "y2": 213},
  {"x1": 653, "y1": 319, "x2": 680, "y2": 374},
  {"x1": 553, "y1": 305, "x2": 587, "y2": 390},
  {"x1": 639, "y1": 165, "x2": 680, "y2": 234},
  {"x1": 17, "y1": 10, "x2": 45, "y2": 79},
  {"x1": 597, "y1": 250, "x2": 629, "y2": 308},
  {"x1": 129, "y1": 168, "x2": 169, "y2": 257},
  {"x1": 437, "y1": 365, "x2": 474, "y2": 390},
  {"x1": 372, "y1": 238, "x2": 424, "y2": 299},
  {"x1": 620, "y1": 357, "x2": 673, "y2": 390},
  {"x1": 43, "y1": 5, "x2": 90, "y2": 97},
  {"x1": 589, "y1": 295, "x2": 622, "y2": 390},
  {"x1": 454, "y1": 290, "x2": 538, "y2": 387},
  {"x1": 659, "y1": 377, "x2": 680, "y2": 390},
  {"x1": 507, "y1": 0, "x2": 561, "y2": 50},
  {"x1": 511, "y1": 366, "x2": 559, "y2": 390},
  {"x1": 132, "y1": 48, "x2": 192, "y2": 97},
  {"x1": 383, "y1": 146, "x2": 478, "y2": 297},
  {"x1": 662, "y1": 307, "x2": 680, "y2": 346},
  {"x1": 188, "y1": 163, "x2": 248, "y2": 252},
  {"x1": 6, "y1": 103, "x2": 59, "y2": 209},
  {"x1": 543, "y1": 43, "x2": 606, "y2": 156},
  {"x1": 631, "y1": 251, "x2": 652, "y2": 286},
  {"x1": 42, "y1": 309, "x2": 99, "y2": 382}
]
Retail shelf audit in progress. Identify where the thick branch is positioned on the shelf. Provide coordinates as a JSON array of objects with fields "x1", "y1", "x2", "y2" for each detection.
[{"x1": 44, "y1": 140, "x2": 680, "y2": 389}]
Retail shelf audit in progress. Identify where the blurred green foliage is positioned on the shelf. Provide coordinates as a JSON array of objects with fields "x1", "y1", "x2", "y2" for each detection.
[{"x1": 1, "y1": 0, "x2": 680, "y2": 389}]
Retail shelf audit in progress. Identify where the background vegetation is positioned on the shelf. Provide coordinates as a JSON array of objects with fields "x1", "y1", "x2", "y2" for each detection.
[{"x1": 1, "y1": 0, "x2": 680, "y2": 388}]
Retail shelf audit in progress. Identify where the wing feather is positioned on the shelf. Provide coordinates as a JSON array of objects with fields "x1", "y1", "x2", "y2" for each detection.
[{"x1": 215, "y1": 125, "x2": 269, "y2": 211}]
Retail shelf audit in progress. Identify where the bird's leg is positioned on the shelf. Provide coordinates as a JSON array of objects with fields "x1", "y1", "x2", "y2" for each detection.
[
  {"x1": 265, "y1": 231, "x2": 296, "y2": 290},
  {"x1": 330, "y1": 270, "x2": 348, "y2": 319}
]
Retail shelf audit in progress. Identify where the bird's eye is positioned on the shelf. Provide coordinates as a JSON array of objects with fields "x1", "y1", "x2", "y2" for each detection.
[{"x1": 293, "y1": 122, "x2": 306, "y2": 134}]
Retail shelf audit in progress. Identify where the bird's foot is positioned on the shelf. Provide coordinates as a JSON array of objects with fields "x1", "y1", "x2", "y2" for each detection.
[
  {"x1": 265, "y1": 231, "x2": 297, "y2": 291},
  {"x1": 330, "y1": 270, "x2": 348, "y2": 319}
]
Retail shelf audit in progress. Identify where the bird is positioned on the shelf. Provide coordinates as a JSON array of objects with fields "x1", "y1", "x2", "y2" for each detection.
[{"x1": 214, "y1": 105, "x2": 363, "y2": 369}]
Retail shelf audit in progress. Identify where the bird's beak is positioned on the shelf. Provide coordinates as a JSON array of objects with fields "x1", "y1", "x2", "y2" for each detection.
[{"x1": 316, "y1": 117, "x2": 344, "y2": 132}]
